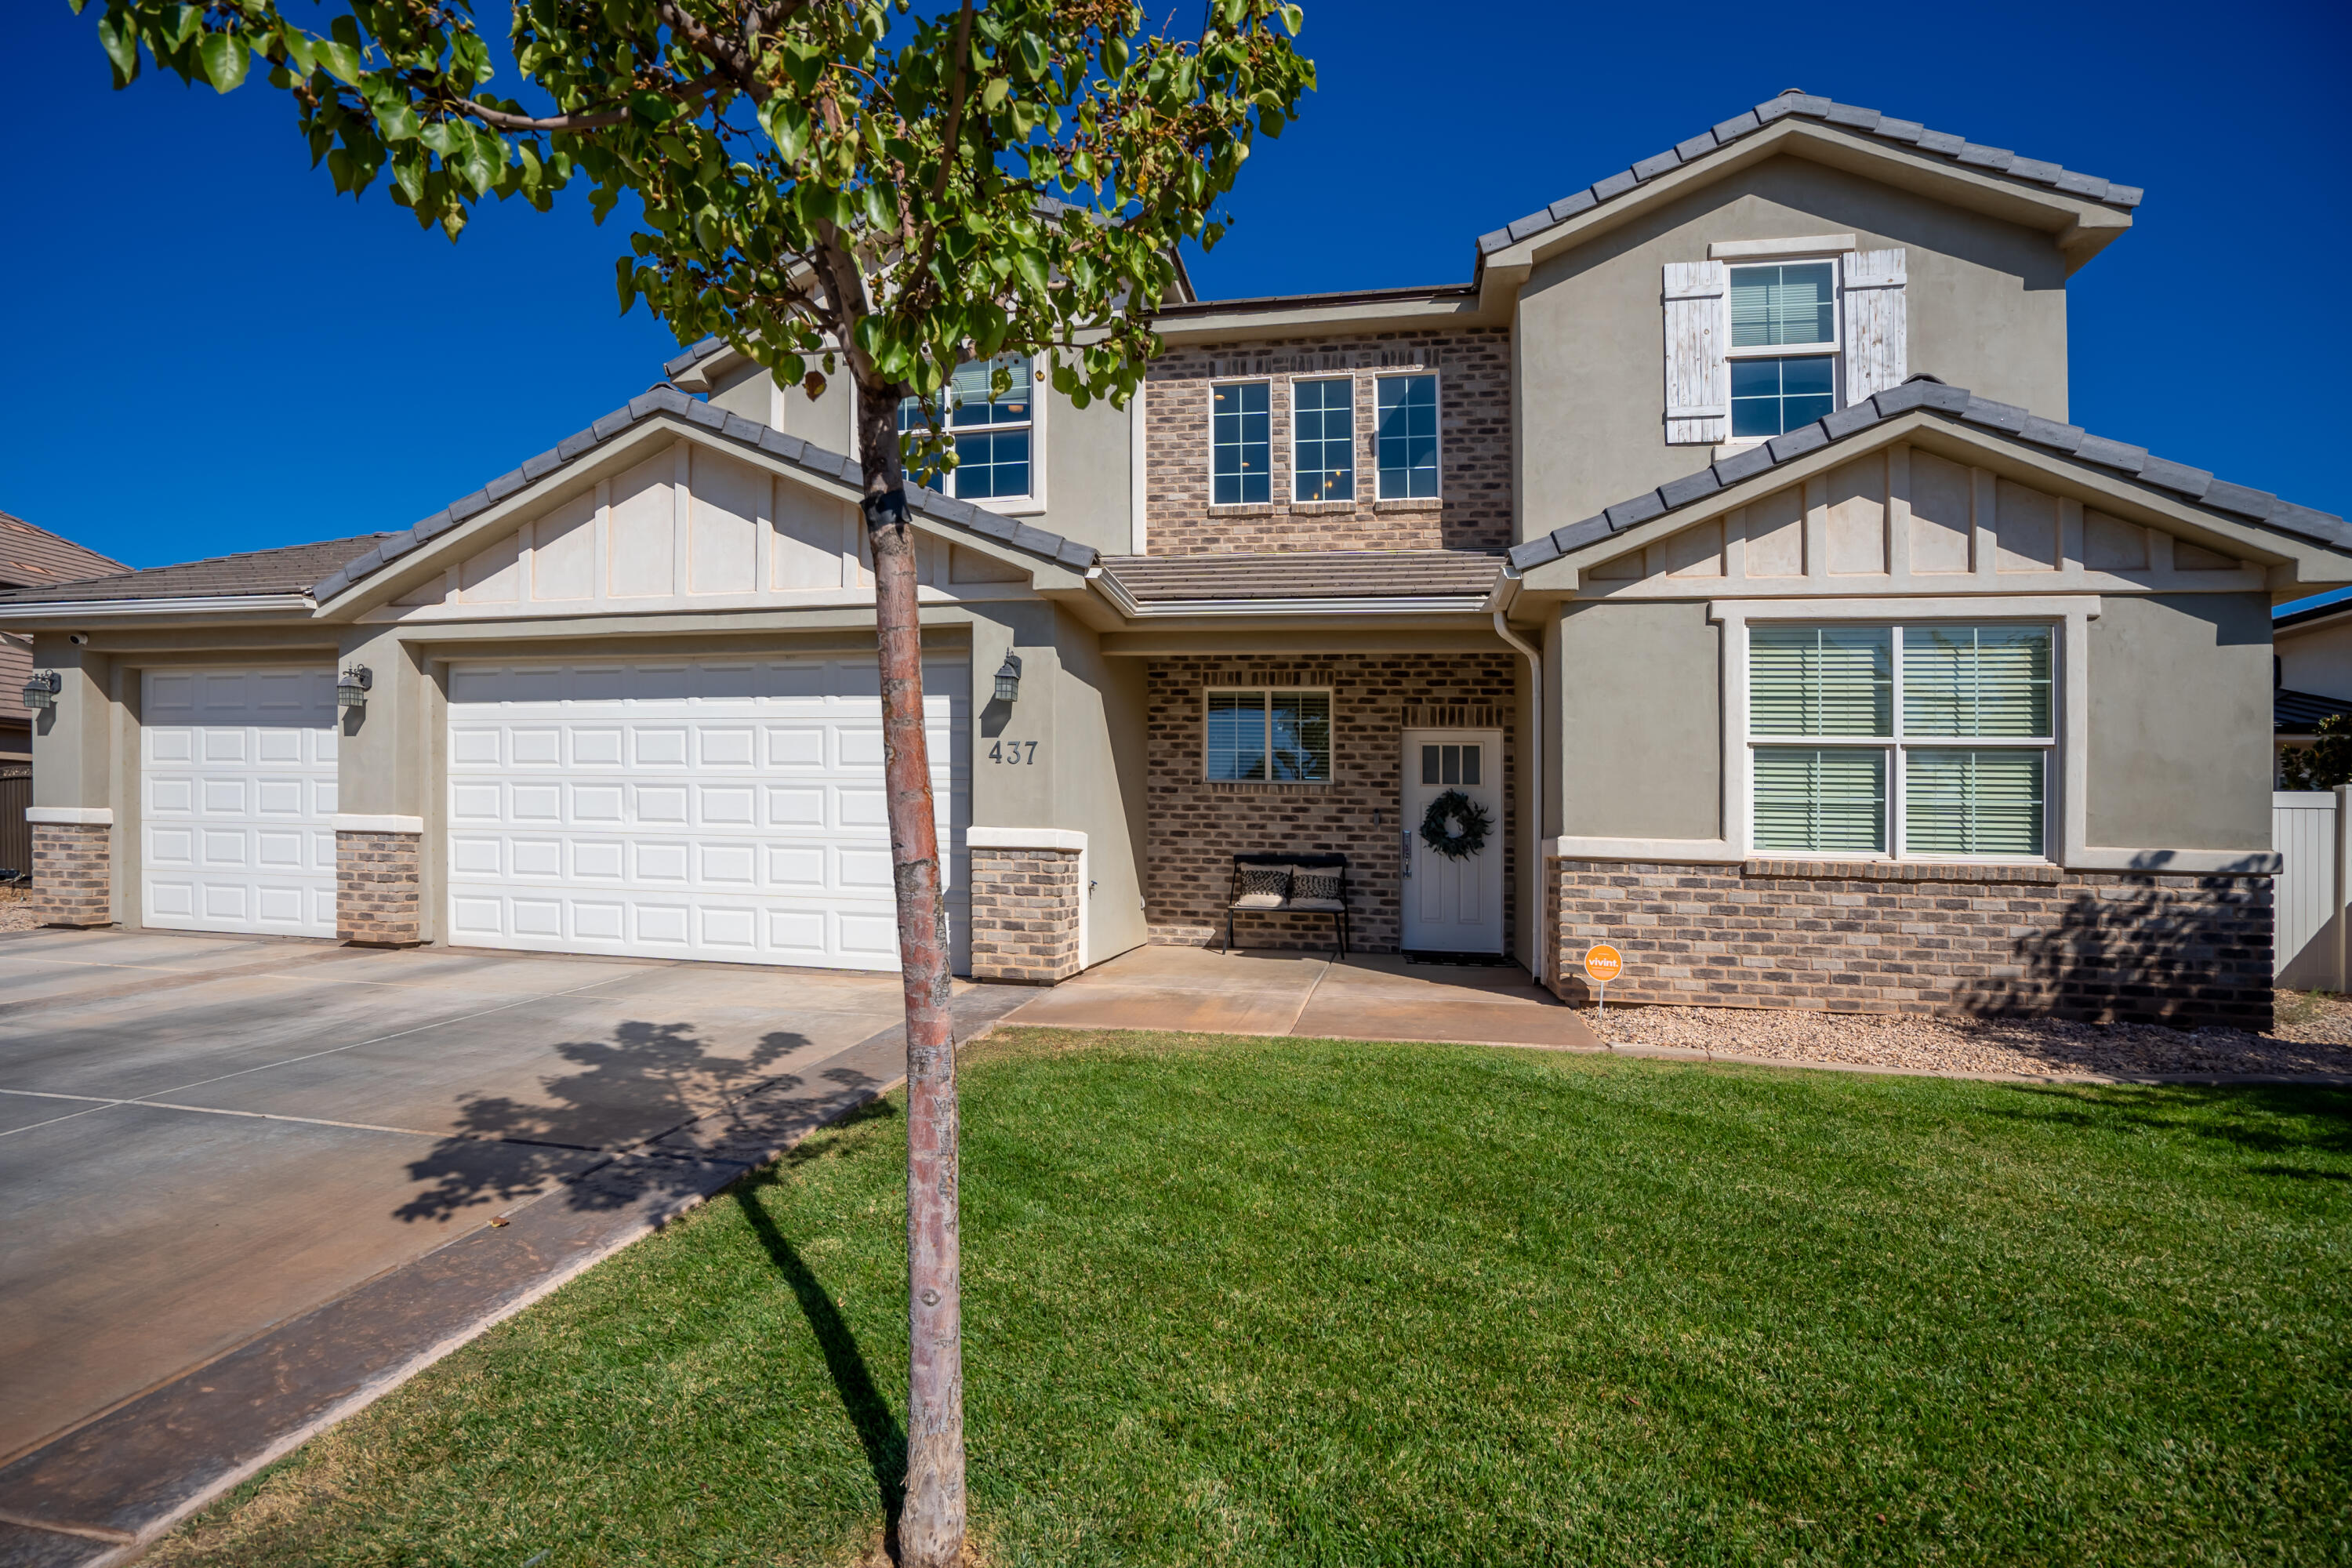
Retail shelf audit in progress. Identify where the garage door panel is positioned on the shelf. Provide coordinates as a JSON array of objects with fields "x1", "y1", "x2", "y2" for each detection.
[
  {"x1": 142, "y1": 667, "x2": 339, "y2": 938},
  {"x1": 448, "y1": 656, "x2": 967, "y2": 971}
]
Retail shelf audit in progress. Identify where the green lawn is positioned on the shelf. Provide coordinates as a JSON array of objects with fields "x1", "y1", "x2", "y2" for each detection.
[{"x1": 160, "y1": 1029, "x2": 2351, "y2": 1566}]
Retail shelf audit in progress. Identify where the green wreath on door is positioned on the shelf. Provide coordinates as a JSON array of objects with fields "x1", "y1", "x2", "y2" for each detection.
[{"x1": 1418, "y1": 789, "x2": 1493, "y2": 860}]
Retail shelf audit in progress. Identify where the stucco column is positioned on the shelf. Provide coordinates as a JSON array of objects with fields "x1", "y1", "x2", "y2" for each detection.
[
  {"x1": 332, "y1": 628, "x2": 428, "y2": 946},
  {"x1": 27, "y1": 639, "x2": 116, "y2": 927}
]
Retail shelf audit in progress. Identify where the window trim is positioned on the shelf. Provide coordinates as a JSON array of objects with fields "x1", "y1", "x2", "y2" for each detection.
[
  {"x1": 1208, "y1": 376, "x2": 1275, "y2": 508},
  {"x1": 1715, "y1": 252, "x2": 1846, "y2": 455},
  {"x1": 894, "y1": 354, "x2": 1049, "y2": 516},
  {"x1": 1290, "y1": 375, "x2": 1357, "y2": 504},
  {"x1": 1373, "y1": 370, "x2": 1442, "y2": 502},
  {"x1": 1745, "y1": 622, "x2": 2057, "y2": 862},
  {"x1": 1200, "y1": 685, "x2": 1335, "y2": 784}
]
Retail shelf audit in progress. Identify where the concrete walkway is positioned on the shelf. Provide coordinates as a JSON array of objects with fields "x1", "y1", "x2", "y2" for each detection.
[
  {"x1": 0, "y1": 928, "x2": 1025, "y2": 1568},
  {"x1": 1003, "y1": 945, "x2": 1600, "y2": 1051}
]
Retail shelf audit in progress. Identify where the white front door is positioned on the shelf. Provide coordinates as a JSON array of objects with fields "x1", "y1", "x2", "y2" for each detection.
[
  {"x1": 445, "y1": 655, "x2": 968, "y2": 971},
  {"x1": 1400, "y1": 728, "x2": 1504, "y2": 954},
  {"x1": 141, "y1": 667, "x2": 340, "y2": 936}
]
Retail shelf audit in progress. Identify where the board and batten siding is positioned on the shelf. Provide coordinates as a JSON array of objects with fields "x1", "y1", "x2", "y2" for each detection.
[{"x1": 2274, "y1": 788, "x2": 2352, "y2": 989}]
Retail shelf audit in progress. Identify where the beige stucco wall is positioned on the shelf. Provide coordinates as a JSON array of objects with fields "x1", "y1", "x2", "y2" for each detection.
[
  {"x1": 2277, "y1": 613, "x2": 2352, "y2": 702},
  {"x1": 1552, "y1": 599, "x2": 1722, "y2": 840},
  {"x1": 1515, "y1": 154, "x2": 2073, "y2": 539},
  {"x1": 2085, "y1": 592, "x2": 2273, "y2": 852}
]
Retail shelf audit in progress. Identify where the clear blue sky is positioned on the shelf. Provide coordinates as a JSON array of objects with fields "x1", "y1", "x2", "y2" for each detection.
[{"x1": 3, "y1": 0, "x2": 2345, "y2": 575}]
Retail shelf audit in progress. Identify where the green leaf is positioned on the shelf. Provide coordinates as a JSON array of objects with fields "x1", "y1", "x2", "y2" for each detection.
[
  {"x1": 198, "y1": 31, "x2": 247, "y2": 92},
  {"x1": 376, "y1": 100, "x2": 419, "y2": 142},
  {"x1": 96, "y1": 9, "x2": 139, "y2": 82},
  {"x1": 982, "y1": 76, "x2": 1008, "y2": 111},
  {"x1": 1010, "y1": 249, "x2": 1049, "y2": 295},
  {"x1": 759, "y1": 98, "x2": 811, "y2": 161},
  {"x1": 1279, "y1": 4, "x2": 1304, "y2": 34},
  {"x1": 314, "y1": 40, "x2": 361, "y2": 84},
  {"x1": 616, "y1": 255, "x2": 638, "y2": 314}
]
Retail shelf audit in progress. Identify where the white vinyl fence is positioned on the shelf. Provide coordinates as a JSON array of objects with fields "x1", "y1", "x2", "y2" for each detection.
[{"x1": 2274, "y1": 788, "x2": 2352, "y2": 989}]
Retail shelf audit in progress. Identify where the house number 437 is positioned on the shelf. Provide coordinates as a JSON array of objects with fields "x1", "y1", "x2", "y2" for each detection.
[{"x1": 989, "y1": 741, "x2": 1039, "y2": 765}]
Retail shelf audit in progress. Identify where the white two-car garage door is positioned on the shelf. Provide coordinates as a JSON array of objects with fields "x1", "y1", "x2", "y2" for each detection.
[
  {"x1": 141, "y1": 667, "x2": 340, "y2": 936},
  {"x1": 446, "y1": 656, "x2": 968, "y2": 971}
]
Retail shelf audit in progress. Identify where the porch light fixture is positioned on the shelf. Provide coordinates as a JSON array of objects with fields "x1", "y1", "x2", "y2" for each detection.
[
  {"x1": 336, "y1": 665, "x2": 373, "y2": 710},
  {"x1": 20, "y1": 670, "x2": 58, "y2": 710},
  {"x1": 993, "y1": 652, "x2": 1023, "y2": 704}
]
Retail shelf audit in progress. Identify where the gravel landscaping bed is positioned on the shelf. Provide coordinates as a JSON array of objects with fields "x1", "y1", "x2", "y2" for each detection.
[
  {"x1": 0, "y1": 888, "x2": 39, "y2": 934},
  {"x1": 1588, "y1": 989, "x2": 2352, "y2": 1080}
]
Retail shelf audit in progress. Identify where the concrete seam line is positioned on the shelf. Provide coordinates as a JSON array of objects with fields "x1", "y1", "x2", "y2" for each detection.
[
  {"x1": 1283, "y1": 959, "x2": 1335, "y2": 1036},
  {"x1": 77, "y1": 1073, "x2": 909, "y2": 1568},
  {"x1": 0, "y1": 1507, "x2": 136, "y2": 1544}
]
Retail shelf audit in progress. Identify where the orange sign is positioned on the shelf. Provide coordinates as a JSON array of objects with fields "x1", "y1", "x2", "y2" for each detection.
[{"x1": 1584, "y1": 944, "x2": 1623, "y2": 985}]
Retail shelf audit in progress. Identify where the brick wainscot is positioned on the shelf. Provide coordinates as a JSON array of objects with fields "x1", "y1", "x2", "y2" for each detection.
[
  {"x1": 967, "y1": 829, "x2": 1086, "y2": 984},
  {"x1": 1544, "y1": 858, "x2": 2274, "y2": 1030},
  {"x1": 336, "y1": 818, "x2": 424, "y2": 946},
  {"x1": 1146, "y1": 652, "x2": 1519, "y2": 955},
  {"x1": 27, "y1": 809, "x2": 112, "y2": 927}
]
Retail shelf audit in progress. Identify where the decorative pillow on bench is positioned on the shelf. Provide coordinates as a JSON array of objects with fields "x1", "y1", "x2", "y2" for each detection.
[
  {"x1": 1289, "y1": 867, "x2": 1343, "y2": 906},
  {"x1": 1232, "y1": 864, "x2": 1291, "y2": 909}
]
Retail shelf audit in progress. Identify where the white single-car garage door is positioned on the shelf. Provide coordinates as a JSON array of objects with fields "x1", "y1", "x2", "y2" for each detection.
[
  {"x1": 141, "y1": 667, "x2": 340, "y2": 936},
  {"x1": 445, "y1": 655, "x2": 968, "y2": 971}
]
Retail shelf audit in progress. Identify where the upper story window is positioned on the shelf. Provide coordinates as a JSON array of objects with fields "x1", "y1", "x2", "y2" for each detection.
[
  {"x1": 898, "y1": 354, "x2": 1033, "y2": 501},
  {"x1": 1749, "y1": 623, "x2": 2053, "y2": 859},
  {"x1": 1375, "y1": 374, "x2": 1439, "y2": 499},
  {"x1": 1212, "y1": 380, "x2": 1271, "y2": 505},
  {"x1": 1293, "y1": 378, "x2": 1355, "y2": 502},
  {"x1": 1727, "y1": 262, "x2": 1837, "y2": 439},
  {"x1": 1205, "y1": 688, "x2": 1333, "y2": 782}
]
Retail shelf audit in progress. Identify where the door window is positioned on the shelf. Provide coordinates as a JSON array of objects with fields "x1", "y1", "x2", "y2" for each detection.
[{"x1": 1420, "y1": 742, "x2": 1481, "y2": 786}]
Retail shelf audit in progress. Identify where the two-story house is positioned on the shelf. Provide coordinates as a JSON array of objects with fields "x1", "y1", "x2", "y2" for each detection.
[{"x1": 5, "y1": 92, "x2": 2343, "y2": 1029}]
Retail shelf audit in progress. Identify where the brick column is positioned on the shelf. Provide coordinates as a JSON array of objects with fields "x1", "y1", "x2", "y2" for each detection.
[
  {"x1": 27, "y1": 811, "x2": 113, "y2": 927},
  {"x1": 967, "y1": 829, "x2": 1087, "y2": 984},
  {"x1": 336, "y1": 816, "x2": 424, "y2": 946}
]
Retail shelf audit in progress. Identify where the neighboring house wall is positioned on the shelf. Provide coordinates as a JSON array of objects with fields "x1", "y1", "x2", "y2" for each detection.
[
  {"x1": 2277, "y1": 612, "x2": 2352, "y2": 702},
  {"x1": 1515, "y1": 156, "x2": 2071, "y2": 539},
  {"x1": 2085, "y1": 593, "x2": 2274, "y2": 851},
  {"x1": 1142, "y1": 328, "x2": 1512, "y2": 554},
  {"x1": 1143, "y1": 650, "x2": 1519, "y2": 953}
]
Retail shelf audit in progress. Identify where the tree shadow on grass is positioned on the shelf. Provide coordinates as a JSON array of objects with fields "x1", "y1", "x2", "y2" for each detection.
[
  {"x1": 731, "y1": 1145, "x2": 909, "y2": 1547},
  {"x1": 1986, "y1": 1080, "x2": 2352, "y2": 1173},
  {"x1": 392, "y1": 1020, "x2": 815, "y2": 1223}
]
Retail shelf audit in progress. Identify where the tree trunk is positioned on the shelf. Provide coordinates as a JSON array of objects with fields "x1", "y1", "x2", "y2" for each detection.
[{"x1": 855, "y1": 383, "x2": 966, "y2": 1568}]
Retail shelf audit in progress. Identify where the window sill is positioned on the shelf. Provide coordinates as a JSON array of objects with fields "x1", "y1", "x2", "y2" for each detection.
[
  {"x1": 1373, "y1": 498, "x2": 1443, "y2": 513},
  {"x1": 968, "y1": 496, "x2": 1046, "y2": 518},
  {"x1": 1200, "y1": 779, "x2": 1332, "y2": 794},
  {"x1": 1289, "y1": 499, "x2": 1359, "y2": 515},
  {"x1": 1207, "y1": 503, "x2": 1276, "y2": 517},
  {"x1": 1742, "y1": 858, "x2": 2060, "y2": 884}
]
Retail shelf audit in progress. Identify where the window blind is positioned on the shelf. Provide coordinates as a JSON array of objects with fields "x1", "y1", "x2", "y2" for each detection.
[
  {"x1": 1750, "y1": 626, "x2": 1891, "y2": 736},
  {"x1": 1906, "y1": 750, "x2": 2044, "y2": 856},
  {"x1": 1730, "y1": 262, "x2": 1836, "y2": 348},
  {"x1": 1903, "y1": 626, "x2": 2051, "y2": 738},
  {"x1": 1753, "y1": 747, "x2": 1886, "y2": 854}
]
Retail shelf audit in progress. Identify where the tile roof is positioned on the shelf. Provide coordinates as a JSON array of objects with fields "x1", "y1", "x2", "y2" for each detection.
[
  {"x1": 2274, "y1": 595, "x2": 2352, "y2": 633},
  {"x1": 0, "y1": 511, "x2": 127, "y2": 590},
  {"x1": 1101, "y1": 550, "x2": 1502, "y2": 602},
  {"x1": 0, "y1": 534, "x2": 395, "y2": 606},
  {"x1": 1476, "y1": 91, "x2": 2141, "y2": 260},
  {"x1": 310, "y1": 386, "x2": 1099, "y2": 604},
  {"x1": 2277, "y1": 688, "x2": 2352, "y2": 736},
  {"x1": 1504, "y1": 377, "x2": 2352, "y2": 575}
]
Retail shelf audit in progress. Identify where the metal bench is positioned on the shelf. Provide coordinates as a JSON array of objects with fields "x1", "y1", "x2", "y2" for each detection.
[{"x1": 1225, "y1": 851, "x2": 1351, "y2": 957}]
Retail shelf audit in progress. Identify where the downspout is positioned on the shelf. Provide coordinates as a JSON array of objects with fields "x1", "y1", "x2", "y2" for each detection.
[{"x1": 1491, "y1": 580, "x2": 1545, "y2": 986}]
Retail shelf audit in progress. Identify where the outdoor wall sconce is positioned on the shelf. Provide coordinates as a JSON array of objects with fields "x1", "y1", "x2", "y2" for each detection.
[
  {"x1": 20, "y1": 670, "x2": 58, "y2": 710},
  {"x1": 336, "y1": 665, "x2": 373, "y2": 710},
  {"x1": 993, "y1": 652, "x2": 1023, "y2": 704}
]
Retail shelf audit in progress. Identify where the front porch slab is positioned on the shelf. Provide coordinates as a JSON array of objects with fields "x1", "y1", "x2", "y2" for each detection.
[{"x1": 1002, "y1": 945, "x2": 1599, "y2": 1051}]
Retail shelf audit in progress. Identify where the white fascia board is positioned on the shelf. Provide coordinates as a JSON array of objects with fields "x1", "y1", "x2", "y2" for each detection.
[{"x1": 0, "y1": 594, "x2": 314, "y2": 622}]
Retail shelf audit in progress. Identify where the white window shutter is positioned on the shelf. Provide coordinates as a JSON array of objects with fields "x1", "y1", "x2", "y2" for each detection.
[
  {"x1": 1662, "y1": 260, "x2": 1727, "y2": 445},
  {"x1": 1841, "y1": 249, "x2": 1907, "y2": 405}
]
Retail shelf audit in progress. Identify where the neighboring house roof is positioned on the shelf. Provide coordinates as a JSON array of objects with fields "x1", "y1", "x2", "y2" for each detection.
[
  {"x1": 1101, "y1": 550, "x2": 1502, "y2": 603},
  {"x1": 0, "y1": 534, "x2": 395, "y2": 606},
  {"x1": 0, "y1": 510, "x2": 128, "y2": 590},
  {"x1": 1476, "y1": 91, "x2": 2140, "y2": 263},
  {"x1": 2278, "y1": 688, "x2": 2352, "y2": 736},
  {"x1": 1505, "y1": 376, "x2": 2352, "y2": 575},
  {"x1": 2274, "y1": 596, "x2": 2352, "y2": 635}
]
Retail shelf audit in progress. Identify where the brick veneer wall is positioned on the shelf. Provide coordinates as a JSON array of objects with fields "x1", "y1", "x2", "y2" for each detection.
[
  {"x1": 336, "y1": 829, "x2": 423, "y2": 946},
  {"x1": 1544, "y1": 858, "x2": 2274, "y2": 1029},
  {"x1": 32, "y1": 822, "x2": 111, "y2": 927},
  {"x1": 1143, "y1": 328, "x2": 1512, "y2": 554},
  {"x1": 969, "y1": 846, "x2": 1083, "y2": 982},
  {"x1": 1146, "y1": 653, "x2": 1519, "y2": 954}
]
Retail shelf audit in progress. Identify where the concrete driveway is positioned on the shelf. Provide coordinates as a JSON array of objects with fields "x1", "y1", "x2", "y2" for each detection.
[{"x1": 0, "y1": 927, "x2": 1018, "y2": 1566}]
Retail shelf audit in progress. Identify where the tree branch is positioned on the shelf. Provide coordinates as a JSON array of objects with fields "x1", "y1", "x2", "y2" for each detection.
[
  {"x1": 443, "y1": 71, "x2": 729, "y2": 132},
  {"x1": 927, "y1": 0, "x2": 975, "y2": 205}
]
